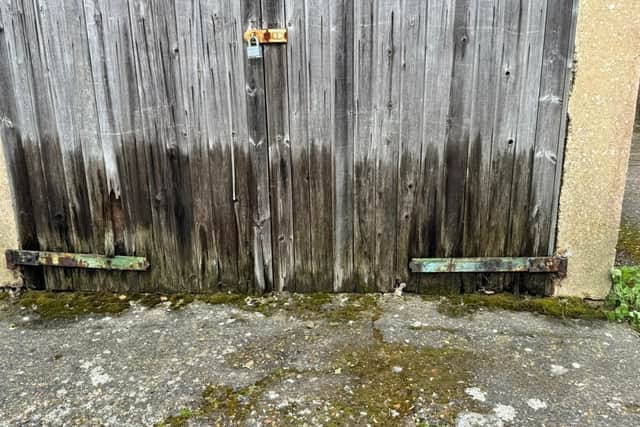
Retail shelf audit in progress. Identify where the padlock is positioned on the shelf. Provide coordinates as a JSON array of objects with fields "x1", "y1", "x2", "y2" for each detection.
[{"x1": 247, "y1": 35, "x2": 262, "y2": 59}]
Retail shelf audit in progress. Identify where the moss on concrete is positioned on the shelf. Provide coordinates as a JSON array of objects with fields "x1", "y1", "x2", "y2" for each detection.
[
  {"x1": 433, "y1": 293, "x2": 607, "y2": 320},
  {"x1": 18, "y1": 291, "x2": 132, "y2": 319},
  {"x1": 617, "y1": 222, "x2": 640, "y2": 265},
  {"x1": 160, "y1": 341, "x2": 477, "y2": 426},
  {"x1": 13, "y1": 291, "x2": 381, "y2": 322},
  {"x1": 329, "y1": 342, "x2": 477, "y2": 425},
  {"x1": 229, "y1": 292, "x2": 380, "y2": 322},
  {"x1": 157, "y1": 368, "x2": 294, "y2": 426},
  {"x1": 16, "y1": 291, "x2": 246, "y2": 319}
]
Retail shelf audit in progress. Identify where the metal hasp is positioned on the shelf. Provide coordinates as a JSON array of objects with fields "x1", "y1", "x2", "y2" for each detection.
[
  {"x1": 409, "y1": 257, "x2": 568, "y2": 275},
  {"x1": 243, "y1": 28, "x2": 287, "y2": 44},
  {"x1": 5, "y1": 250, "x2": 150, "y2": 272}
]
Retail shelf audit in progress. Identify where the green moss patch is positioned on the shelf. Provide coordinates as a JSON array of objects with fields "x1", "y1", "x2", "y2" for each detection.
[
  {"x1": 329, "y1": 342, "x2": 477, "y2": 425},
  {"x1": 157, "y1": 368, "x2": 294, "y2": 426},
  {"x1": 0, "y1": 292, "x2": 9, "y2": 301},
  {"x1": 160, "y1": 332, "x2": 478, "y2": 426},
  {"x1": 433, "y1": 293, "x2": 606, "y2": 320},
  {"x1": 18, "y1": 291, "x2": 132, "y2": 319},
  {"x1": 16, "y1": 291, "x2": 245, "y2": 319},
  {"x1": 239, "y1": 292, "x2": 380, "y2": 322},
  {"x1": 14, "y1": 291, "x2": 381, "y2": 322}
]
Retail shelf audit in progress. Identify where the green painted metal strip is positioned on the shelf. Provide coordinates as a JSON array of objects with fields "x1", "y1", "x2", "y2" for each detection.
[
  {"x1": 409, "y1": 257, "x2": 567, "y2": 274},
  {"x1": 5, "y1": 250, "x2": 150, "y2": 271}
]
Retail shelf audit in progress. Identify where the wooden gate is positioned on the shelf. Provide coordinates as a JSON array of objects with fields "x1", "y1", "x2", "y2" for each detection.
[{"x1": 0, "y1": 0, "x2": 577, "y2": 294}]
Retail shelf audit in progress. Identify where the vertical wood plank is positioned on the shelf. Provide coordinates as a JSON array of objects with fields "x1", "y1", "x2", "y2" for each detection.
[
  {"x1": 462, "y1": 0, "x2": 499, "y2": 260},
  {"x1": 331, "y1": 0, "x2": 354, "y2": 292},
  {"x1": 14, "y1": 0, "x2": 75, "y2": 290},
  {"x1": 484, "y1": 0, "x2": 527, "y2": 261},
  {"x1": 242, "y1": 0, "x2": 273, "y2": 293},
  {"x1": 408, "y1": 0, "x2": 457, "y2": 293},
  {"x1": 305, "y1": 0, "x2": 333, "y2": 291},
  {"x1": 0, "y1": 1, "x2": 42, "y2": 287},
  {"x1": 507, "y1": 0, "x2": 548, "y2": 294},
  {"x1": 441, "y1": 0, "x2": 476, "y2": 260},
  {"x1": 353, "y1": 0, "x2": 377, "y2": 291},
  {"x1": 285, "y1": 0, "x2": 313, "y2": 292},
  {"x1": 372, "y1": 0, "x2": 402, "y2": 292},
  {"x1": 529, "y1": 0, "x2": 576, "y2": 256},
  {"x1": 262, "y1": 0, "x2": 293, "y2": 292},
  {"x1": 395, "y1": 0, "x2": 428, "y2": 286}
]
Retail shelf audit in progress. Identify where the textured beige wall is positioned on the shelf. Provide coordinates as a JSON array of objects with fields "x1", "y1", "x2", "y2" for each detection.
[
  {"x1": 556, "y1": 0, "x2": 640, "y2": 298},
  {"x1": 0, "y1": 136, "x2": 19, "y2": 286}
]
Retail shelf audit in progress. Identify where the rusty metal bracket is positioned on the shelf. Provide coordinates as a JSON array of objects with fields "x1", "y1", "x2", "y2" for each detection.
[
  {"x1": 409, "y1": 257, "x2": 568, "y2": 275},
  {"x1": 5, "y1": 250, "x2": 150, "y2": 271},
  {"x1": 243, "y1": 28, "x2": 287, "y2": 44}
]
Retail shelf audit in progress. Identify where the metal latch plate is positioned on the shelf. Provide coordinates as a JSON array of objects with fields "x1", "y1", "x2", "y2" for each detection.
[{"x1": 243, "y1": 29, "x2": 287, "y2": 44}]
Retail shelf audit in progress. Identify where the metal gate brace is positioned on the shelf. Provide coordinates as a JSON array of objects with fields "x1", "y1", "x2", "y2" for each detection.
[
  {"x1": 409, "y1": 257, "x2": 567, "y2": 275},
  {"x1": 5, "y1": 250, "x2": 150, "y2": 272}
]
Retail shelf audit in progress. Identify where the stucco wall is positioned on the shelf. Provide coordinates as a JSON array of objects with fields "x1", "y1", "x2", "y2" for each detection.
[
  {"x1": 555, "y1": 0, "x2": 640, "y2": 298},
  {"x1": 0, "y1": 136, "x2": 19, "y2": 286}
]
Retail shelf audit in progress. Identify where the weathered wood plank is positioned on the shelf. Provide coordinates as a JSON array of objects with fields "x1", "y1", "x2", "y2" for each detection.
[
  {"x1": 507, "y1": 0, "x2": 549, "y2": 294},
  {"x1": 14, "y1": 0, "x2": 76, "y2": 291},
  {"x1": 372, "y1": 0, "x2": 402, "y2": 292},
  {"x1": 462, "y1": 0, "x2": 499, "y2": 259},
  {"x1": 352, "y1": 0, "x2": 377, "y2": 291},
  {"x1": 408, "y1": 0, "x2": 457, "y2": 294},
  {"x1": 440, "y1": 0, "x2": 476, "y2": 260},
  {"x1": 262, "y1": 0, "x2": 293, "y2": 292},
  {"x1": 305, "y1": 0, "x2": 333, "y2": 291},
  {"x1": 331, "y1": 0, "x2": 354, "y2": 292},
  {"x1": 285, "y1": 0, "x2": 313, "y2": 292},
  {"x1": 0, "y1": 2, "x2": 43, "y2": 288},
  {"x1": 547, "y1": 0, "x2": 579, "y2": 256},
  {"x1": 395, "y1": 0, "x2": 428, "y2": 287},
  {"x1": 242, "y1": 0, "x2": 273, "y2": 293},
  {"x1": 484, "y1": 0, "x2": 527, "y2": 262},
  {"x1": 529, "y1": 0, "x2": 576, "y2": 258}
]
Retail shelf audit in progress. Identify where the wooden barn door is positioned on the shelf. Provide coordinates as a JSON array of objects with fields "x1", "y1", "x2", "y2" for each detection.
[
  {"x1": 0, "y1": 0, "x2": 577, "y2": 294},
  {"x1": 264, "y1": 0, "x2": 578, "y2": 294}
]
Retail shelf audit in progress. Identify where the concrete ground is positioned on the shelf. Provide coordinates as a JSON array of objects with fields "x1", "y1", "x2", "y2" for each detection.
[{"x1": 1, "y1": 293, "x2": 639, "y2": 427}]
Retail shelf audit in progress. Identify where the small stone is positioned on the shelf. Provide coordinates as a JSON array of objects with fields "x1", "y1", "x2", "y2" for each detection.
[
  {"x1": 493, "y1": 404, "x2": 516, "y2": 422},
  {"x1": 304, "y1": 321, "x2": 315, "y2": 329},
  {"x1": 465, "y1": 387, "x2": 487, "y2": 402},
  {"x1": 456, "y1": 411, "x2": 504, "y2": 427},
  {"x1": 243, "y1": 360, "x2": 255, "y2": 369},
  {"x1": 392, "y1": 366, "x2": 403, "y2": 373},
  {"x1": 118, "y1": 295, "x2": 127, "y2": 300},
  {"x1": 550, "y1": 364, "x2": 568, "y2": 376},
  {"x1": 527, "y1": 398, "x2": 547, "y2": 411},
  {"x1": 334, "y1": 368, "x2": 342, "y2": 375},
  {"x1": 572, "y1": 362, "x2": 582, "y2": 369}
]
